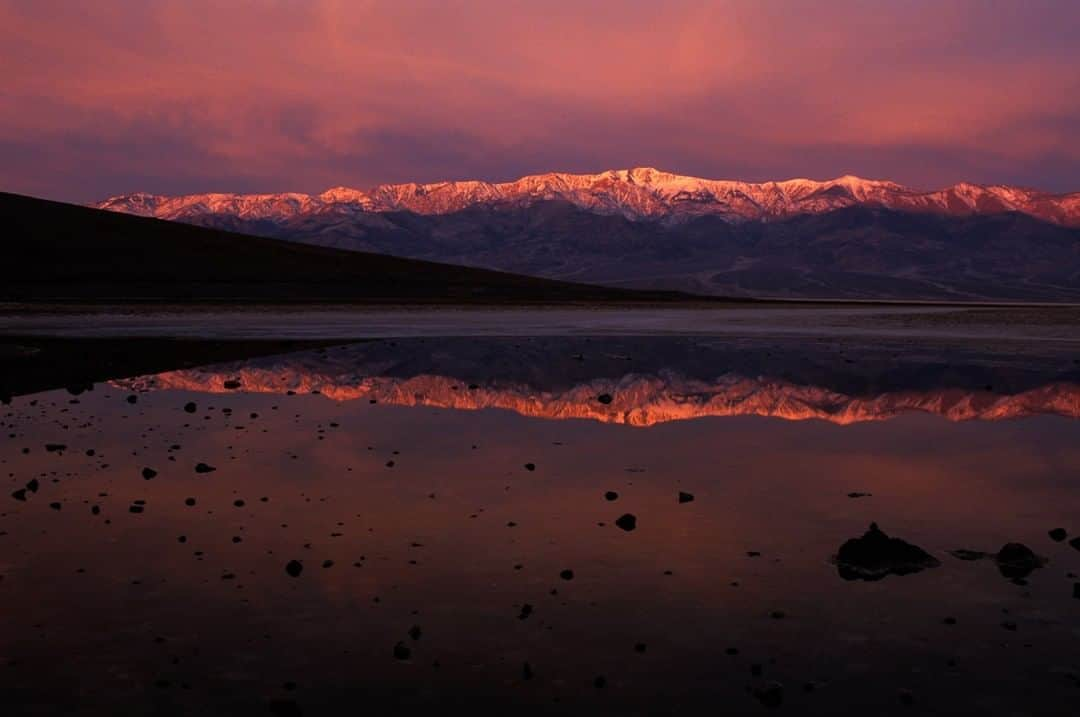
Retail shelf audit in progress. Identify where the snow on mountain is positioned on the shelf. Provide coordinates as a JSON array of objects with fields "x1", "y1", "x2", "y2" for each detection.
[{"x1": 94, "y1": 168, "x2": 1080, "y2": 226}]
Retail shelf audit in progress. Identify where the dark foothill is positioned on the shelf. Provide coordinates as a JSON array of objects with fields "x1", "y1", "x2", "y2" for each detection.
[
  {"x1": 559, "y1": 569, "x2": 574, "y2": 580},
  {"x1": 141, "y1": 467, "x2": 158, "y2": 480},
  {"x1": 223, "y1": 379, "x2": 242, "y2": 389},
  {"x1": 183, "y1": 402, "x2": 197, "y2": 413},
  {"x1": 994, "y1": 543, "x2": 1046, "y2": 579},
  {"x1": 597, "y1": 393, "x2": 613, "y2": 405},
  {"x1": 615, "y1": 513, "x2": 637, "y2": 531},
  {"x1": 835, "y1": 523, "x2": 941, "y2": 581},
  {"x1": 750, "y1": 680, "x2": 784, "y2": 709},
  {"x1": 524, "y1": 463, "x2": 536, "y2": 471},
  {"x1": 393, "y1": 642, "x2": 411, "y2": 660},
  {"x1": 195, "y1": 463, "x2": 216, "y2": 474},
  {"x1": 604, "y1": 491, "x2": 619, "y2": 501},
  {"x1": 285, "y1": 560, "x2": 303, "y2": 577},
  {"x1": 678, "y1": 491, "x2": 694, "y2": 504}
]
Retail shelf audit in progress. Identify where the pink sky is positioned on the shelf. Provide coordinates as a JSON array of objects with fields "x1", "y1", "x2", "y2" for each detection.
[{"x1": 1, "y1": 0, "x2": 1078, "y2": 202}]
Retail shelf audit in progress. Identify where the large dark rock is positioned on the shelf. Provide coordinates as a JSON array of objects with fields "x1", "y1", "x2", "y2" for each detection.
[
  {"x1": 835, "y1": 523, "x2": 940, "y2": 581},
  {"x1": 994, "y1": 543, "x2": 1046, "y2": 579}
]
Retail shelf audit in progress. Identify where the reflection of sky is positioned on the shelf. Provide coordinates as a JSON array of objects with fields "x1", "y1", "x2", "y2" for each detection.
[
  {"x1": 2, "y1": 382, "x2": 1079, "y2": 710},
  {"x1": 2, "y1": 1, "x2": 1078, "y2": 201}
]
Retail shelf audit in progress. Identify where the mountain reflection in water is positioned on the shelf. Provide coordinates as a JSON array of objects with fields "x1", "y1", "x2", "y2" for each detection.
[{"x1": 115, "y1": 336, "x2": 1080, "y2": 425}]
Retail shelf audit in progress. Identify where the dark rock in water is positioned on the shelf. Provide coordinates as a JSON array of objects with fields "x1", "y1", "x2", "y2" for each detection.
[
  {"x1": 49, "y1": 502, "x2": 61, "y2": 511},
  {"x1": 126, "y1": 395, "x2": 138, "y2": 404},
  {"x1": 44, "y1": 443, "x2": 66, "y2": 453},
  {"x1": 835, "y1": 523, "x2": 940, "y2": 581},
  {"x1": 522, "y1": 662, "x2": 534, "y2": 680},
  {"x1": 597, "y1": 393, "x2": 613, "y2": 405},
  {"x1": 750, "y1": 680, "x2": 784, "y2": 709},
  {"x1": 26, "y1": 479, "x2": 39, "y2": 493},
  {"x1": 678, "y1": 491, "x2": 694, "y2": 504},
  {"x1": 1069, "y1": 537, "x2": 1080, "y2": 552},
  {"x1": 604, "y1": 491, "x2": 619, "y2": 501},
  {"x1": 593, "y1": 676, "x2": 607, "y2": 689},
  {"x1": 615, "y1": 513, "x2": 637, "y2": 531},
  {"x1": 559, "y1": 569, "x2": 574, "y2": 580},
  {"x1": 1048, "y1": 528, "x2": 1067, "y2": 542},
  {"x1": 183, "y1": 402, "x2": 197, "y2": 413},
  {"x1": 393, "y1": 641, "x2": 411, "y2": 661},
  {"x1": 223, "y1": 379, "x2": 242, "y2": 389},
  {"x1": 518, "y1": 604, "x2": 533, "y2": 620},
  {"x1": 285, "y1": 560, "x2": 303, "y2": 578},
  {"x1": 949, "y1": 549, "x2": 988, "y2": 561},
  {"x1": 141, "y1": 467, "x2": 158, "y2": 480},
  {"x1": 1073, "y1": 583, "x2": 1079, "y2": 600},
  {"x1": 994, "y1": 543, "x2": 1046, "y2": 579},
  {"x1": 523, "y1": 463, "x2": 536, "y2": 471},
  {"x1": 194, "y1": 463, "x2": 216, "y2": 474},
  {"x1": 634, "y1": 642, "x2": 647, "y2": 653},
  {"x1": 898, "y1": 689, "x2": 915, "y2": 706},
  {"x1": 847, "y1": 492, "x2": 872, "y2": 498}
]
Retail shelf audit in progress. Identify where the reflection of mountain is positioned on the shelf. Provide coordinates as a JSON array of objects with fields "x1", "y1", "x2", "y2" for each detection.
[{"x1": 115, "y1": 338, "x2": 1080, "y2": 426}]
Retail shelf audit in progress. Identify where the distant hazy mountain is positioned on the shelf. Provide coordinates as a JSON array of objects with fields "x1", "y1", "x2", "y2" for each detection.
[{"x1": 96, "y1": 168, "x2": 1080, "y2": 300}]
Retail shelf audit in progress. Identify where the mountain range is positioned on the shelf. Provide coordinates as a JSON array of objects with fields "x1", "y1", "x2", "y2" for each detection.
[{"x1": 96, "y1": 168, "x2": 1080, "y2": 301}]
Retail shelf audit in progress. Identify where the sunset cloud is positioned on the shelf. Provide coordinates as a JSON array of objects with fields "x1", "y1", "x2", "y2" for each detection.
[{"x1": 1, "y1": 0, "x2": 1077, "y2": 201}]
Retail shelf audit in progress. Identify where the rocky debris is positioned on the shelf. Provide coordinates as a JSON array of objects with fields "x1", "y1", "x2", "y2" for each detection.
[
  {"x1": 523, "y1": 463, "x2": 536, "y2": 471},
  {"x1": 1048, "y1": 528, "x2": 1067, "y2": 542},
  {"x1": 141, "y1": 467, "x2": 158, "y2": 480},
  {"x1": 678, "y1": 491, "x2": 694, "y2": 504},
  {"x1": 615, "y1": 513, "x2": 637, "y2": 531},
  {"x1": 847, "y1": 492, "x2": 872, "y2": 498},
  {"x1": 194, "y1": 462, "x2": 216, "y2": 474},
  {"x1": 223, "y1": 379, "x2": 242, "y2": 389},
  {"x1": 597, "y1": 393, "x2": 613, "y2": 405},
  {"x1": 604, "y1": 491, "x2": 619, "y2": 501},
  {"x1": 559, "y1": 569, "x2": 574, "y2": 580},
  {"x1": 835, "y1": 523, "x2": 940, "y2": 581},
  {"x1": 393, "y1": 642, "x2": 411, "y2": 660},
  {"x1": 183, "y1": 401, "x2": 197, "y2": 413},
  {"x1": 285, "y1": 560, "x2": 303, "y2": 578}
]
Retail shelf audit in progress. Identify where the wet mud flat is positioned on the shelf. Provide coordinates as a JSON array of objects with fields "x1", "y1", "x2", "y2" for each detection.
[{"x1": 1, "y1": 335, "x2": 1079, "y2": 715}]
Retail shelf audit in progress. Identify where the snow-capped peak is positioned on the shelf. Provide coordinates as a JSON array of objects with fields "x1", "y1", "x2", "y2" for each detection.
[{"x1": 94, "y1": 168, "x2": 1080, "y2": 226}]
